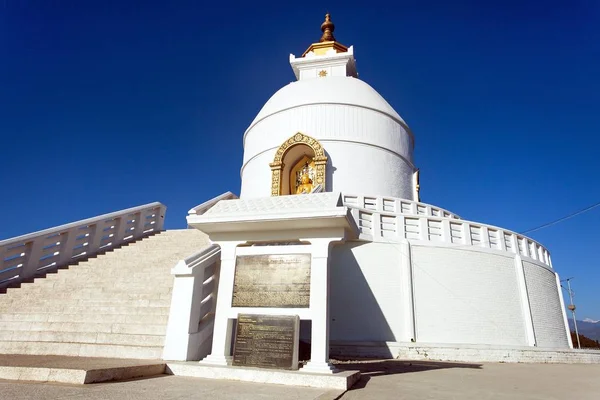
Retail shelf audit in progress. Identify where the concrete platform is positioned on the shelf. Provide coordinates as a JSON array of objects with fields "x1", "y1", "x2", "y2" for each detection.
[
  {"x1": 167, "y1": 362, "x2": 361, "y2": 390},
  {"x1": 0, "y1": 354, "x2": 166, "y2": 384},
  {"x1": 1, "y1": 360, "x2": 599, "y2": 399}
]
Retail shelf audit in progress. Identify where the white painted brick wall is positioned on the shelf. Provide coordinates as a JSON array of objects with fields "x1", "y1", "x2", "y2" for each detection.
[
  {"x1": 329, "y1": 242, "x2": 405, "y2": 342},
  {"x1": 411, "y1": 246, "x2": 527, "y2": 346},
  {"x1": 523, "y1": 261, "x2": 569, "y2": 347}
]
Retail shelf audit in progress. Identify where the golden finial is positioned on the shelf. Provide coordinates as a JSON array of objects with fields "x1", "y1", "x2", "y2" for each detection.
[
  {"x1": 320, "y1": 13, "x2": 336, "y2": 42},
  {"x1": 301, "y1": 12, "x2": 348, "y2": 57}
]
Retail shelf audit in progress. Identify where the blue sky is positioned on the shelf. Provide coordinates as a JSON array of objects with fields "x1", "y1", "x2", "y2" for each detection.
[{"x1": 1, "y1": 1, "x2": 599, "y2": 320}]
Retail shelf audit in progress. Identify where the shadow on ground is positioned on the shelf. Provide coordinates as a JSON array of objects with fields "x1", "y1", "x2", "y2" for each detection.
[{"x1": 334, "y1": 359, "x2": 482, "y2": 390}]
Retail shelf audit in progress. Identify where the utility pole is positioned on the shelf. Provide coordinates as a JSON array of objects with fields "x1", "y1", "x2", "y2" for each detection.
[{"x1": 562, "y1": 277, "x2": 581, "y2": 349}]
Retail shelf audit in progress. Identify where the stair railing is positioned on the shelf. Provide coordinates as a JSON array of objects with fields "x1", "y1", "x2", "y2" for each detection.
[{"x1": 0, "y1": 202, "x2": 166, "y2": 288}]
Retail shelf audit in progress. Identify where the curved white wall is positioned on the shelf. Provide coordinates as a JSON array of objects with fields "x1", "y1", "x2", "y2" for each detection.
[
  {"x1": 330, "y1": 242, "x2": 406, "y2": 342},
  {"x1": 411, "y1": 246, "x2": 528, "y2": 346},
  {"x1": 523, "y1": 261, "x2": 569, "y2": 347},
  {"x1": 327, "y1": 240, "x2": 569, "y2": 349},
  {"x1": 241, "y1": 104, "x2": 415, "y2": 199}
]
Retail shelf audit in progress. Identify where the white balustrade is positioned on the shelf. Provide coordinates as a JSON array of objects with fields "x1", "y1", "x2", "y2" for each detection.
[
  {"x1": 0, "y1": 202, "x2": 166, "y2": 288},
  {"x1": 342, "y1": 195, "x2": 551, "y2": 268},
  {"x1": 342, "y1": 193, "x2": 461, "y2": 219}
]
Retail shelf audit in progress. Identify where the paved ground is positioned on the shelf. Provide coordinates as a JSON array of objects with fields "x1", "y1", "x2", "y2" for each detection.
[
  {"x1": 0, "y1": 375, "x2": 339, "y2": 400},
  {"x1": 1, "y1": 360, "x2": 599, "y2": 399},
  {"x1": 336, "y1": 360, "x2": 600, "y2": 400}
]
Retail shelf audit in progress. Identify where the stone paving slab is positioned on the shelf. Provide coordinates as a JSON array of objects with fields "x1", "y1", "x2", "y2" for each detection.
[{"x1": 0, "y1": 354, "x2": 165, "y2": 384}]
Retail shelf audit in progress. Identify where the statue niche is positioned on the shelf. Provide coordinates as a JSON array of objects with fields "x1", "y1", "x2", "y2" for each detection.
[{"x1": 269, "y1": 133, "x2": 327, "y2": 196}]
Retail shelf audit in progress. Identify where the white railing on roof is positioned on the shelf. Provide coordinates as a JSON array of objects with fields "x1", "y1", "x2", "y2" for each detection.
[
  {"x1": 344, "y1": 198, "x2": 551, "y2": 268},
  {"x1": 0, "y1": 202, "x2": 166, "y2": 288},
  {"x1": 342, "y1": 193, "x2": 461, "y2": 219}
]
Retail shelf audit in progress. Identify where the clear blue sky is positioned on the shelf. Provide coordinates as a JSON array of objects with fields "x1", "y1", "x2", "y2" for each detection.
[{"x1": 1, "y1": 1, "x2": 599, "y2": 320}]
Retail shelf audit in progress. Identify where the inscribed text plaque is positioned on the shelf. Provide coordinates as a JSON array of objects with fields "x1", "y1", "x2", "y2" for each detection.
[
  {"x1": 232, "y1": 314, "x2": 300, "y2": 370},
  {"x1": 232, "y1": 254, "x2": 311, "y2": 308}
]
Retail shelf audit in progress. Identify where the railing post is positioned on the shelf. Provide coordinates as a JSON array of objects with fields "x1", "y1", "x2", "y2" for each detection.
[
  {"x1": 461, "y1": 222, "x2": 470, "y2": 245},
  {"x1": 133, "y1": 211, "x2": 145, "y2": 240},
  {"x1": 58, "y1": 230, "x2": 78, "y2": 265},
  {"x1": 90, "y1": 221, "x2": 106, "y2": 252},
  {"x1": 372, "y1": 213, "x2": 382, "y2": 241},
  {"x1": 480, "y1": 226, "x2": 490, "y2": 248},
  {"x1": 21, "y1": 240, "x2": 44, "y2": 280},
  {"x1": 441, "y1": 219, "x2": 451, "y2": 243},
  {"x1": 156, "y1": 205, "x2": 166, "y2": 231},
  {"x1": 498, "y1": 230, "x2": 507, "y2": 252},
  {"x1": 113, "y1": 215, "x2": 129, "y2": 244}
]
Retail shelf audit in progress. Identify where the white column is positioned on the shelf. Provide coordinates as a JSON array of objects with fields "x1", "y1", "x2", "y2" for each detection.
[
  {"x1": 399, "y1": 241, "x2": 416, "y2": 342},
  {"x1": 301, "y1": 239, "x2": 336, "y2": 374},
  {"x1": 514, "y1": 255, "x2": 536, "y2": 346},
  {"x1": 163, "y1": 245, "x2": 220, "y2": 361},
  {"x1": 200, "y1": 241, "x2": 241, "y2": 366},
  {"x1": 163, "y1": 264, "x2": 198, "y2": 360},
  {"x1": 555, "y1": 272, "x2": 574, "y2": 349}
]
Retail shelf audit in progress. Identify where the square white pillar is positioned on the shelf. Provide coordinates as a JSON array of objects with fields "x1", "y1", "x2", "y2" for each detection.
[
  {"x1": 200, "y1": 241, "x2": 242, "y2": 366},
  {"x1": 301, "y1": 238, "x2": 337, "y2": 374}
]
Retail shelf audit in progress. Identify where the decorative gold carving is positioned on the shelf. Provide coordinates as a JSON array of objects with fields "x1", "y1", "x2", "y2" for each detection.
[
  {"x1": 269, "y1": 133, "x2": 328, "y2": 196},
  {"x1": 318, "y1": 70, "x2": 327, "y2": 77},
  {"x1": 302, "y1": 14, "x2": 348, "y2": 57}
]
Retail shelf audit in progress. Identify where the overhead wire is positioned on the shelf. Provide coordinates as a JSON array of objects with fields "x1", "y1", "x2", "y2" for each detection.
[{"x1": 519, "y1": 201, "x2": 600, "y2": 235}]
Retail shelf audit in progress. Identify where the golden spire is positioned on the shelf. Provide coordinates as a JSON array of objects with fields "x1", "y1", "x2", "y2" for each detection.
[
  {"x1": 320, "y1": 13, "x2": 336, "y2": 42},
  {"x1": 302, "y1": 13, "x2": 348, "y2": 57}
]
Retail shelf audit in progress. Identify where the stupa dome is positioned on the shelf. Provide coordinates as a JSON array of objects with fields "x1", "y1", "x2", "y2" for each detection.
[{"x1": 247, "y1": 76, "x2": 406, "y2": 130}]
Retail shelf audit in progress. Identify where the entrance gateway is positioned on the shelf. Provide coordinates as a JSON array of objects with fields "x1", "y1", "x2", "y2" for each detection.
[{"x1": 188, "y1": 191, "x2": 359, "y2": 374}]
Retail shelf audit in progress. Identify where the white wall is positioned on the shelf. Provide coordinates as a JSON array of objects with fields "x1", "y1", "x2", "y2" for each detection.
[
  {"x1": 411, "y1": 245, "x2": 528, "y2": 346},
  {"x1": 329, "y1": 242, "x2": 406, "y2": 342},
  {"x1": 241, "y1": 103, "x2": 414, "y2": 200},
  {"x1": 523, "y1": 261, "x2": 569, "y2": 348}
]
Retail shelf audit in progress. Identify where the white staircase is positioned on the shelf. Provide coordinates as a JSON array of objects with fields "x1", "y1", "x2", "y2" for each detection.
[{"x1": 0, "y1": 229, "x2": 209, "y2": 359}]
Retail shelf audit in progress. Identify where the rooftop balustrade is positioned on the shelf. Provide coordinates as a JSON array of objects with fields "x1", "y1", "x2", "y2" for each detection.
[{"x1": 342, "y1": 194, "x2": 551, "y2": 268}]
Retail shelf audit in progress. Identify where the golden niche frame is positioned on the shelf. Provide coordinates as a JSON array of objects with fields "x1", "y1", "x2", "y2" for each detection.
[{"x1": 269, "y1": 133, "x2": 328, "y2": 196}]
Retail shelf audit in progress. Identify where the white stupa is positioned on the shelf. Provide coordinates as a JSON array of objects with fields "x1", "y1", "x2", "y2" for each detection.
[{"x1": 184, "y1": 14, "x2": 573, "y2": 367}]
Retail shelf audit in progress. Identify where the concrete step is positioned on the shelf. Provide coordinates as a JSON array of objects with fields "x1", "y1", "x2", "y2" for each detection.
[
  {"x1": 0, "y1": 321, "x2": 167, "y2": 335},
  {"x1": 5, "y1": 291, "x2": 170, "y2": 301},
  {"x1": 0, "y1": 305, "x2": 170, "y2": 315},
  {"x1": 0, "y1": 354, "x2": 166, "y2": 384},
  {"x1": 2, "y1": 298, "x2": 171, "y2": 308},
  {"x1": 7, "y1": 286, "x2": 173, "y2": 296},
  {"x1": 0, "y1": 312, "x2": 169, "y2": 324},
  {"x1": 16, "y1": 281, "x2": 174, "y2": 291},
  {"x1": 0, "y1": 229, "x2": 210, "y2": 359},
  {"x1": 0, "y1": 341, "x2": 164, "y2": 359},
  {"x1": 0, "y1": 330, "x2": 164, "y2": 347}
]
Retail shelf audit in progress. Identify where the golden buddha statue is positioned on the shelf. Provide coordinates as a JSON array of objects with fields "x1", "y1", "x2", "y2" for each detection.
[{"x1": 296, "y1": 163, "x2": 314, "y2": 194}]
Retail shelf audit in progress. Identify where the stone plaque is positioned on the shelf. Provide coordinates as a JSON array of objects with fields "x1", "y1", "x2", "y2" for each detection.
[
  {"x1": 232, "y1": 254, "x2": 311, "y2": 308},
  {"x1": 232, "y1": 314, "x2": 300, "y2": 370}
]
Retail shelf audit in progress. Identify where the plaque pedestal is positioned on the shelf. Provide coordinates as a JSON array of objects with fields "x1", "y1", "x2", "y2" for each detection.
[
  {"x1": 199, "y1": 355, "x2": 232, "y2": 367},
  {"x1": 301, "y1": 361, "x2": 337, "y2": 374}
]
